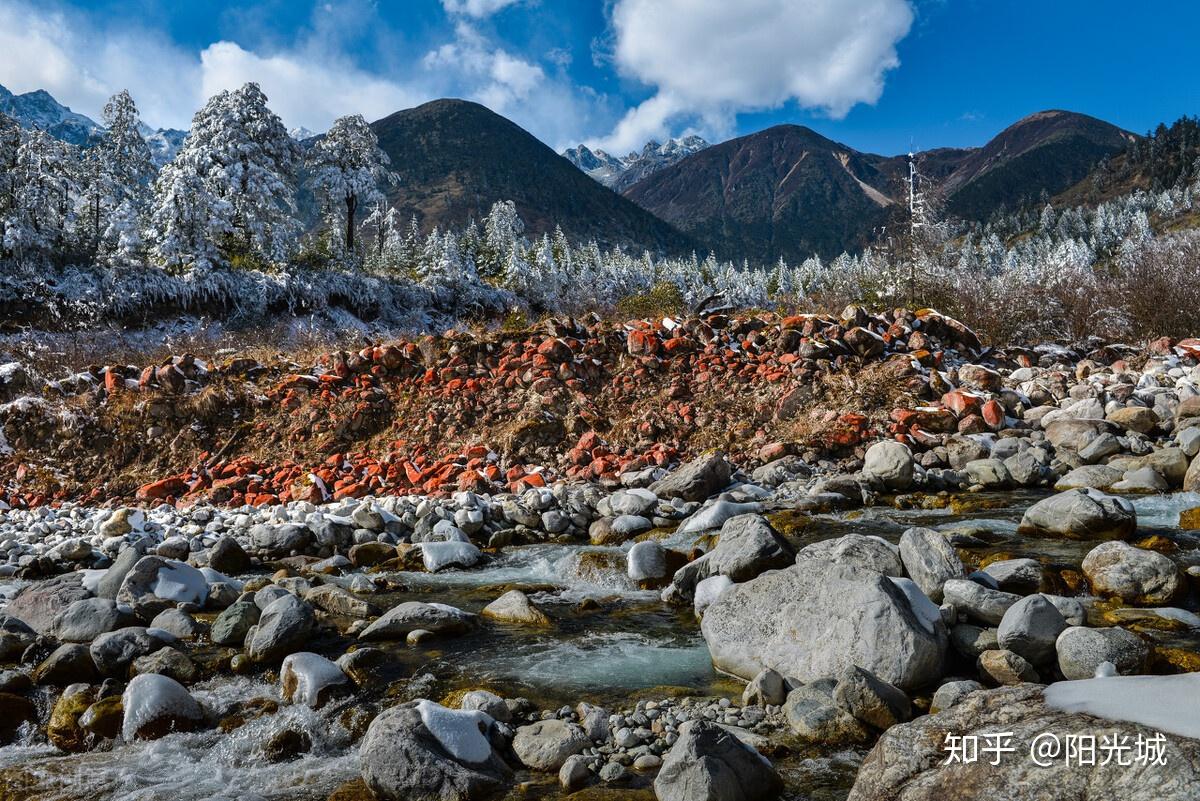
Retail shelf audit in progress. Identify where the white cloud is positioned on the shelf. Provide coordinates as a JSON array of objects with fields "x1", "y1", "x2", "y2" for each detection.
[
  {"x1": 441, "y1": 0, "x2": 522, "y2": 19},
  {"x1": 199, "y1": 42, "x2": 423, "y2": 130},
  {"x1": 597, "y1": 0, "x2": 914, "y2": 151},
  {"x1": 0, "y1": 0, "x2": 607, "y2": 147},
  {"x1": 0, "y1": 1, "x2": 198, "y2": 128}
]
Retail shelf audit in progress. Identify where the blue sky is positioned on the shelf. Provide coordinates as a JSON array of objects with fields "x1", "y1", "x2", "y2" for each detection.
[{"x1": 1, "y1": 0, "x2": 1197, "y2": 155}]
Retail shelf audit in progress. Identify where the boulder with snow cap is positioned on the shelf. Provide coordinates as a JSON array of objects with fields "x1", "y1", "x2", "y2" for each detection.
[{"x1": 360, "y1": 699, "x2": 512, "y2": 801}]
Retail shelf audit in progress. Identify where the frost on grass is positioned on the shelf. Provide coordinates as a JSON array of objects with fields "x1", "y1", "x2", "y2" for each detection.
[{"x1": 1044, "y1": 672, "x2": 1200, "y2": 738}]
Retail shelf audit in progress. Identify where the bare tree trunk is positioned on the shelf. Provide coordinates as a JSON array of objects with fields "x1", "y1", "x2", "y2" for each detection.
[{"x1": 345, "y1": 194, "x2": 357, "y2": 253}]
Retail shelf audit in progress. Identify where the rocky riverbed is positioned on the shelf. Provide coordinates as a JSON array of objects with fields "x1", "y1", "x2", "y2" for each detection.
[{"x1": 3, "y1": 309, "x2": 1200, "y2": 800}]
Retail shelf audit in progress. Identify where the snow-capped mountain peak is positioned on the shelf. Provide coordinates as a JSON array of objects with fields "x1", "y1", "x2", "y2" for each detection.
[
  {"x1": 562, "y1": 135, "x2": 710, "y2": 192},
  {"x1": 0, "y1": 83, "x2": 186, "y2": 165}
]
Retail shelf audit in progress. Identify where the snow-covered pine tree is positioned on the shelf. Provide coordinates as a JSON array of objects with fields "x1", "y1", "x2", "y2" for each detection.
[
  {"x1": 150, "y1": 83, "x2": 300, "y2": 270},
  {"x1": 304, "y1": 114, "x2": 395, "y2": 261},
  {"x1": 5, "y1": 128, "x2": 79, "y2": 264}
]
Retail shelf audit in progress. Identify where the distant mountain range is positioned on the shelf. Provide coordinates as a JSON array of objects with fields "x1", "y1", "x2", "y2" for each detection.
[
  {"x1": 0, "y1": 83, "x2": 312, "y2": 166},
  {"x1": 621, "y1": 110, "x2": 1135, "y2": 260},
  {"x1": 370, "y1": 99, "x2": 694, "y2": 252},
  {"x1": 563, "y1": 135, "x2": 709, "y2": 193},
  {"x1": 2, "y1": 82, "x2": 1145, "y2": 260}
]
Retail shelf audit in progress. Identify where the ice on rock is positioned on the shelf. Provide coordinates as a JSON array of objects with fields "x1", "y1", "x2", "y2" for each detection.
[
  {"x1": 693, "y1": 574, "x2": 733, "y2": 616},
  {"x1": 121, "y1": 672, "x2": 204, "y2": 741},
  {"x1": 200, "y1": 566, "x2": 243, "y2": 592},
  {"x1": 415, "y1": 699, "x2": 494, "y2": 763},
  {"x1": 1044, "y1": 672, "x2": 1200, "y2": 738},
  {"x1": 888, "y1": 576, "x2": 943, "y2": 635},
  {"x1": 151, "y1": 560, "x2": 209, "y2": 606},
  {"x1": 420, "y1": 541, "x2": 482, "y2": 572},
  {"x1": 280, "y1": 651, "x2": 350, "y2": 708}
]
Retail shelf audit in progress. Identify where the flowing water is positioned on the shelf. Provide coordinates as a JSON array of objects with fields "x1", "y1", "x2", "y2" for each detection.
[{"x1": 4, "y1": 490, "x2": 1200, "y2": 800}]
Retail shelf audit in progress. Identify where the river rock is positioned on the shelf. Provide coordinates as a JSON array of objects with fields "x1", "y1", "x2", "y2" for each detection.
[
  {"x1": 90, "y1": 627, "x2": 163, "y2": 676},
  {"x1": 848, "y1": 684, "x2": 1200, "y2": 801},
  {"x1": 482, "y1": 589, "x2": 550, "y2": 626},
  {"x1": 654, "y1": 719, "x2": 782, "y2": 801},
  {"x1": 1018, "y1": 489, "x2": 1136, "y2": 540},
  {"x1": 34, "y1": 643, "x2": 100, "y2": 686},
  {"x1": 131, "y1": 647, "x2": 200, "y2": 684},
  {"x1": 7, "y1": 572, "x2": 90, "y2": 635},
  {"x1": 673, "y1": 514, "x2": 794, "y2": 598},
  {"x1": 996, "y1": 595, "x2": 1068, "y2": 665},
  {"x1": 211, "y1": 600, "x2": 261, "y2": 645},
  {"x1": 862, "y1": 441, "x2": 914, "y2": 490},
  {"x1": 116, "y1": 556, "x2": 209, "y2": 619},
  {"x1": 795, "y1": 533, "x2": 902, "y2": 576},
  {"x1": 941, "y1": 580, "x2": 1020, "y2": 627},
  {"x1": 51, "y1": 598, "x2": 133, "y2": 643},
  {"x1": 978, "y1": 649, "x2": 1039, "y2": 685},
  {"x1": 701, "y1": 560, "x2": 945, "y2": 691},
  {"x1": 360, "y1": 700, "x2": 512, "y2": 801},
  {"x1": 650, "y1": 453, "x2": 732, "y2": 502},
  {"x1": 280, "y1": 651, "x2": 351, "y2": 708},
  {"x1": 833, "y1": 664, "x2": 912, "y2": 730},
  {"x1": 208, "y1": 537, "x2": 252, "y2": 574},
  {"x1": 121, "y1": 673, "x2": 204, "y2": 740},
  {"x1": 980, "y1": 558, "x2": 1043, "y2": 594},
  {"x1": 512, "y1": 718, "x2": 590, "y2": 771},
  {"x1": 1081, "y1": 541, "x2": 1182, "y2": 604},
  {"x1": 1056, "y1": 626, "x2": 1149, "y2": 680},
  {"x1": 360, "y1": 601, "x2": 476, "y2": 641},
  {"x1": 626, "y1": 540, "x2": 668, "y2": 581},
  {"x1": 929, "y1": 679, "x2": 983, "y2": 713},
  {"x1": 305, "y1": 584, "x2": 380, "y2": 618},
  {"x1": 783, "y1": 678, "x2": 871, "y2": 744},
  {"x1": 246, "y1": 594, "x2": 315, "y2": 663},
  {"x1": 898, "y1": 527, "x2": 964, "y2": 603}
]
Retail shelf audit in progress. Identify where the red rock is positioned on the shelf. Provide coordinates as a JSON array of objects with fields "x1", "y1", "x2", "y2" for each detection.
[
  {"x1": 136, "y1": 476, "x2": 188, "y2": 502},
  {"x1": 941, "y1": 390, "x2": 981, "y2": 417},
  {"x1": 980, "y1": 399, "x2": 1005, "y2": 430}
]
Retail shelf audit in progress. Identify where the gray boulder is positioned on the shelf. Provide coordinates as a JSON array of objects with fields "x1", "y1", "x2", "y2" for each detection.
[
  {"x1": 941, "y1": 579, "x2": 1020, "y2": 626},
  {"x1": 51, "y1": 598, "x2": 133, "y2": 643},
  {"x1": 862, "y1": 441, "x2": 914, "y2": 490},
  {"x1": 783, "y1": 678, "x2": 871, "y2": 744},
  {"x1": 654, "y1": 719, "x2": 782, "y2": 801},
  {"x1": 211, "y1": 600, "x2": 260, "y2": 646},
  {"x1": 246, "y1": 594, "x2": 314, "y2": 663},
  {"x1": 672, "y1": 514, "x2": 794, "y2": 598},
  {"x1": 511, "y1": 719, "x2": 590, "y2": 771},
  {"x1": 1055, "y1": 626, "x2": 1149, "y2": 680},
  {"x1": 90, "y1": 627, "x2": 163, "y2": 676},
  {"x1": 1018, "y1": 489, "x2": 1136, "y2": 540},
  {"x1": 360, "y1": 602, "x2": 476, "y2": 641},
  {"x1": 980, "y1": 558, "x2": 1043, "y2": 594},
  {"x1": 650, "y1": 454, "x2": 732, "y2": 502},
  {"x1": 1081, "y1": 541, "x2": 1182, "y2": 604},
  {"x1": 701, "y1": 560, "x2": 945, "y2": 691},
  {"x1": 929, "y1": 679, "x2": 983, "y2": 713},
  {"x1": 898, "y1": 527, "x2": 964, "y2": 603},
  {"x1": 848, "y1": 684, "x2": 1200, "y2": 801},
  {"x1": 996, "y1": 594, "x2": 1068, "y2": 665},
  {"x1": 833, "y1": 665, "x2": 912, "y2": 730},
  {"x1": 359, "y1": 701, "x2": 512, "y2": 801},
  {"x1": 7, "y1": 573, "x2": 90, "y2": 635},
  {"x1": 795, "y1": 533, "x2": 902, "y2": 576}
]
